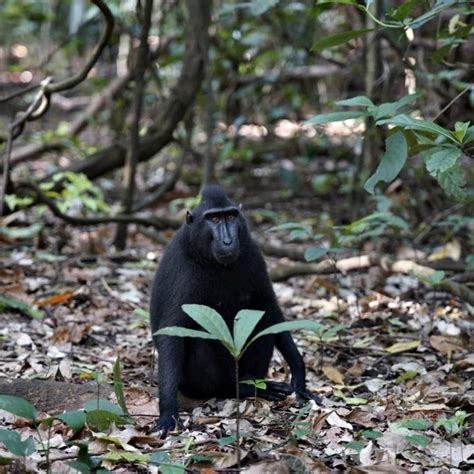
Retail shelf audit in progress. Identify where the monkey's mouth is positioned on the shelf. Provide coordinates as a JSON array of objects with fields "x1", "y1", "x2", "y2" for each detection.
[{"x1": 215, "y1": 252, "x2": 239, "y2": 265}]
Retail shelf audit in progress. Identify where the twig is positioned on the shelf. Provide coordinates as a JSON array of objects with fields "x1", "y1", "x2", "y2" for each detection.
[
  {"x1": 0, "y1": 83, "x2": 40, "y2": 104},
  {"x1": 1, "y1": 77, "x2": 53, "y2": 216},
  {"x1": 432, "y1": 85, "x2": 471, "y2": 122}
]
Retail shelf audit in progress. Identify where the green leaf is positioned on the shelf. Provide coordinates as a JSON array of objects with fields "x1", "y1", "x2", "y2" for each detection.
[
  {"x1": 0, "y1": 222, "x2": 42, "y2": 240},
  {"x1": 86, "y1": 409, "x2": 125, "y2": 432},
  {"x1": 182, "y1": 305, "x2": 234, "y2": 348},
  {"x1": 368, "y1": 93, "x2": 421, "y2": 120},
  {"x1": 425, "y1": 147, "x2": 461, "y2": 174},
  {"x1": 113, "y1": 357, "x2": 131, "y2": 420},
  {"x1": 436, "y1": 164, "x2": 466, "y2": 201},
  {"x1": 304, "y1": 247, "x2": 328, "y2": 262},
  {"x1": 405, "y1": 434, "x2": 430, "y2": 448},
  {"x1": 0, "y1": 294, "x2": 43, "y2": 320},
  {"x1": 344, "y1": 441, "x2": 364, "y2": 452},
  {"x1": 66, "y1": 461, "x2": 91, "y2": 473},
  {"x1": 335, "y1": 96, "x2": 374, "y2": 107},
  {"x1": 0, "y1": 395, "x2": 37, "y2": 421},
  {"x1": 84, "y1": 399, "x2": 124, "y2": 415},
  {"x1": 155, "y1": 326, "x2": 220, "y2": 341},
  {"x1": 0, "y1": 429, "x2": 36, "y2": 457},
  {"x1": 454, "y1": 121, "x2": 469, "y2": 142},
  {"x1": 250, "y1": 320, "x2": 324, "y2": 345},
  {"x1": 400, "y1": 419, "x2": 430, "y2": 430},
  {"x1": 364, "y1": 131, "x2": 408, "y2": 194},
  {"x1": 233, "y1": 310, "x2": 265, "y2": 356},
  {"x1": 362, "y1": 430, "x2": 383, "y2": 439},
  {"x1": 377, "y1": 115, "x2": 455, "y2": 142},
  {"x1": 55, "y1": 411, "x2": 87, "y2": 433},
  {"x1": 305, "y1": 111, "x2": 370, "y2": 125},
  {"x1": 313, "y1": 29, "x2": 374, "y2": 51}
]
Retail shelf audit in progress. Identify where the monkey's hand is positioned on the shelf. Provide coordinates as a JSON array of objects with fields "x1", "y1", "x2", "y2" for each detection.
[
  {"x1": 294, "y1": 388, "x2": 322, "y2": 405},
  {"x1": 150, "y1": 413, "x2": 180, "y2": 438}
]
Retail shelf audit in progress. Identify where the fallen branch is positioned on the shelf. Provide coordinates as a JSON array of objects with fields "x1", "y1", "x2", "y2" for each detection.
[
  {"x1": 257, "y1": 239, "x2": 306, "y2": 262},
  {"x1": 270, "y1": 255, "x2": 372, "y2": 281},
  {"x1": 390, "y1": 259, "x2": 474, "y2": 306},
  {"x1": 269, "y1": 253, "x2": 474, "y2": 305},
  {"x1": 22, "y1": 182, "x2": 181, "y2": 230}
]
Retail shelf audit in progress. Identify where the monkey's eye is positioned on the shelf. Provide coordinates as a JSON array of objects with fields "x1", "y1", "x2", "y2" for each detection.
[
  {"x1": 227, "y1": 214, "x2": 235, "y2": 221},
  {"x1": 211, "y1": 216, "x2": 221, "y2": 223}
]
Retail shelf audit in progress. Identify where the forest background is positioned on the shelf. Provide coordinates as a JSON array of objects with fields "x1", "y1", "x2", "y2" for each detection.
[{"x1": 0, "y1": 0, "x2": 472, "y2": 472}]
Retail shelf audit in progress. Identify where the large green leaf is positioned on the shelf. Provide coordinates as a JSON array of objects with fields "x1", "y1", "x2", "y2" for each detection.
[
  {"x1": 83, "y1": 399, "x2": 124, "y2": 415},
  {"x1": 364, "y1": 131, "x2": 408, "y2": 194},
  {"x1": 425, "y1": 147, "x2": 461, "y2": 174},
  {"x1": 155, "y1": 326, "x2": 220, "y2": 341},
  {"x1": 182, "y1": 305, "x2": 234, "y2": 347},
  {"x1": 55, "y1": 411, "x2": 87, "y2": 434},
  {"x1": 0, "y1": 429, "x2": 36, "y2": 457},
  {"x1": 313, "y1": 29, "x2": 374, "y2": 51},
  {"x1": 335, "y1": 96, "x2": 374, "y2": 107},
  {"x1": 369, "y1": 93, "x2": 421, "y2": 120},
  {"x1": 377, "y1": 115, "x2": 455, "y2": 142},
  {"x1": 250, "y1": 320, "x2": 324, "y2": 346},
  {"x1": 305, "y1": 111, "x2": 369, "y2": 125},
  {"x1": 435, "y1": 164, "x2": 466, "y2": 201},
  {"x1": 0, "y1": 395, "x2": 37, "y2": 421},
  {"x1": 233, "y1": 310, "x2": 265, "y2": 356},
  {"x1": 86, "y1": 409, "x2": 125, "y2": 432}
]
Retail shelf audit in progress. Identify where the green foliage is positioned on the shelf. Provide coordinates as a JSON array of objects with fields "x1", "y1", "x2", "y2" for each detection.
[
  {"x1": 435, "y1": 410, "x2": 468, "y2": 437},
  {"x1": 390, "y1": 417, "x2": 432, "y2": 448},
  {"x1": 306, "y1": 94, "x2": 470, "y2": 200},
  {"x1": 241, "y1": 379, "x2": 267, "y2": 390},
  {"x1": 113, "y1": 357, "x2": 132, "y2": 422},
  {"x1": 40, "y1": 171, "x2": 110, "y2": 214},
  {"x1": 364, "y1": 131, "x2": 407, "y2": 194},
  {"x1": 3, "y1": 194, "x2": 34, "y2": 211},
  {"x1": 291, "y1": 403, "x2": 313, "y2": 440},
  {"x1": 313, "y1": 28, "x2": 373, "y2": 51},
  {"x1": 54, "y1": 411, "x2": 87, "y2": 434},
  {"x1": 0, "y1": 429, "x2": 36, "y2": 457},
  {"x1": 362, "y1": 430, "x2": 383, "y2": 440},
  {"x1": 0, "y1": 294, "x2": 43, "y2": 320},
  {"x1": 0, "y1": 395, "x2": 38, "y2": 421},
  {"x1": 156, "y1": 304, "x2": 322, "y2": 359}
]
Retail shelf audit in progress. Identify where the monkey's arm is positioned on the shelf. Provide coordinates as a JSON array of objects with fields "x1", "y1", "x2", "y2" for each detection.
[
  {"x1": 267, "y1": 298, "x2": 322, "y2": 404},
  {"x1": 152, "y1": 335, "x2": 184, "y2": 434}
]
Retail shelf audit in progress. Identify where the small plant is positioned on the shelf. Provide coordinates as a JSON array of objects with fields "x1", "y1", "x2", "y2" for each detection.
[
  {"x1": 241, "y1": 378, "x2": 267, "y2": 402},
  {"x1": 435, "y1": 410, "x2": 468, "y2": 438},
  {"x1": 156, "y1": 304, "x2": 321, "y2": 466},
  {"x1": 40, "y1": 171, "x2": 110, "y2": 214}
]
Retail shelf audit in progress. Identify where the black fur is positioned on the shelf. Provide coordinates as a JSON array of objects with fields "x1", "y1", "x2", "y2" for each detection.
[{"x1": 150, "y1": 185, "x2": 316, "y2": 433}]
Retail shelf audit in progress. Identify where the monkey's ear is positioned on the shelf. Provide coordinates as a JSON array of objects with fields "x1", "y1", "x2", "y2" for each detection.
[
  {"x1": 186, "y1": 211, "x2": 194, "y2": 224},
  {"x1": 239, "y1": 203, "x2": 243, "y2": 211}
]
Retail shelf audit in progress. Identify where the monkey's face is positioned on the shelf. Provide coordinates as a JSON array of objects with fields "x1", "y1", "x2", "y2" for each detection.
[{"x1": 205, "y1": 209, "x2": 241, "y2": 265}]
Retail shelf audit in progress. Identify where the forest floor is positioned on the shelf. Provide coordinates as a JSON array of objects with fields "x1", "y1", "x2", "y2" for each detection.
[{"x1": 0, "y1": 169, "x2": 473, "y2": 473}]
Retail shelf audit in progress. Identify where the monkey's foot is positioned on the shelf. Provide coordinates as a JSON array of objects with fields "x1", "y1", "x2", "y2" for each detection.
[{"x1": 149, "y1": 414, "x2": 181, "y2": 438}]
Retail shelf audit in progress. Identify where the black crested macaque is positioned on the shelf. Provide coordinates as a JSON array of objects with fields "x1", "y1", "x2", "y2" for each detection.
[{"x1": 150, "y1": 185, "x2": 318, "y2": 433}]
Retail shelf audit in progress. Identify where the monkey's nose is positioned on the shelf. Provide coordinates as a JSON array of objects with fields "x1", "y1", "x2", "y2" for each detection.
[{"x1": 223, "y1": 239, "x2": 232, "y2": 246}]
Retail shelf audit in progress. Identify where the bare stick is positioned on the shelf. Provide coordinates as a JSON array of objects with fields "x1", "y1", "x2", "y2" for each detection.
[{"x1": 114, "y1": 0, "x2": 154, "y2": 249}]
